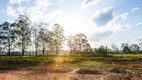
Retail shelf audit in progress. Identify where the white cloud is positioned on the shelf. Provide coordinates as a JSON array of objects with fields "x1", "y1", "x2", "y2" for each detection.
[
  {"x1": 7, "y1": 6, "x2": 18, "y2": 17},
  {"x1": 6, "y1": 0, "x2": 64, "y2": 23},
  {"x1": 136, "y1": 22, "x2": 142, "y2": 26},
  {"x1": 135, "y1": 37, "x2": 142, "y2": 42},
  {"x1": 92, "y1": 7, "x2": 114, "y2": 27},
  {"x1": 119, "y1": 13, "x2": 129, "y2": 20},
  {"x1": 131, "y1": 7, "x2": 140, "y2": 13},
  {"x1": 89, "y1": 31, "x2": 113, "y2": 42},
  {"x1": 89, "y1": 7, "x2": 132, "y2": 42},
  {"x1": 82, "y1": 0, "x2": 101, "y2": 8},
  {"x1": 9, "y1": 0, "x2": 29, "y2": 5},
  {"x1": 120, "y1": 22, "x2": 131, "y2": 31}
]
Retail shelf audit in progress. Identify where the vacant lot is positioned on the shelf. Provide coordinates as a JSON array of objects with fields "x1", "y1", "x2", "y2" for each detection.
[{"x1": 0, "y1": 54, "x2": 142, "y2": 80}]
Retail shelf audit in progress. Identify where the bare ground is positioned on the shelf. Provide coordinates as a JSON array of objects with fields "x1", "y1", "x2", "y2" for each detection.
[{"x1": 0, "y1": 65, "x2": 142, "y2": 80}]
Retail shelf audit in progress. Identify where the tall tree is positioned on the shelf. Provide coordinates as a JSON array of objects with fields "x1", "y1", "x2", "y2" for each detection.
[
  {"x1": 67, "y1": 35, "x2": 77, "y2": 54},
  {"x1": 38, "y1": 28, "x2": 49, "y2": 55},
  {"x1": 52, "y1": 24, "x2": 65, "y2": 55},
  {"x1": 0, "y1": 22, "x2": 17, "y2": 56},
  {"x1": 31, "y1": 23, "x2": 40, "y2": 56},
  {"x1": 15, "y1": 15, "x2": 31, "y2": 56},
  {"x1": 67, "y1": 33, "x2": 92, "y2": 54},
  {"x1": 121, "y1": 43, "x2": 131, "y2": 54},
  {"x1": 130, "y1": 44, "x2": 140, "y2": 53},
  {"x1": 111, "y1": 44, "x2": 119, "y2": 53},
  {"x1": 3, "y1": 22, "x2": 11, "y2": 56}
]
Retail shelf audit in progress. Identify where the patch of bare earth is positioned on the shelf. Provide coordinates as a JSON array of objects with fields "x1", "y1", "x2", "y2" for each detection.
[
  {"x1": 47, "y1": 68, "x2": 142, "y2": 80},
  {"x1": 0, "y1": 67, "x2": 142, "y2": 80}
]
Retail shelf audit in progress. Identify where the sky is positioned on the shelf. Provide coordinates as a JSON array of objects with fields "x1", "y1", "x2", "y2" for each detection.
[{"x1": 0, "y1": 0, "x2": 142, "y2": 48}]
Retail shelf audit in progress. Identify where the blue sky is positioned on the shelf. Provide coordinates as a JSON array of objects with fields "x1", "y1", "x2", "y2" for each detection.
[{"x1": 0, "y1": 0, "x2": 142, "y2": 48}]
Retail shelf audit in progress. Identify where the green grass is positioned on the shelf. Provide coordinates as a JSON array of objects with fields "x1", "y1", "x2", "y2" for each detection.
[
  {"x1": 0, "y1": 56, "x2": 53, "y2": 66},
  {"x1": 0, "y1": 54, "x2": 142, "y2": 65}
]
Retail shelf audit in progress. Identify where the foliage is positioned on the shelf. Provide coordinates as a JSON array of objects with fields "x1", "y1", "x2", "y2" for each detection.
[
  {"x1": 52, "y1": 24, "x2": 65, "y2": 54},
  {"x1": 0, "y1": 56, "x2": 53, "y2": 65},
  {"x1": 94, "y1": 45, "x2": 108, "y2": 54},
  {"x1": 14, "y1": 15, "x2": 31, "y2": 56},
  {"x1": 0, "y1": 22, "x2": 18, "y2": 55},
  {"x1": 67, "y1": 33, "x2": 92, "y2": 54}
]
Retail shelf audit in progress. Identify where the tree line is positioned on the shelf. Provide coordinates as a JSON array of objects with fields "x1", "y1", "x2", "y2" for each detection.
[
  {"x1": 0, "y1": 15, "x2": 141, "y2": 56},
  {"x1": 0, "y1": 15, "x2": 92, "y2": 56},
  {"x1": 94, "y1": 43, "x2": 142, "y2": 54}
]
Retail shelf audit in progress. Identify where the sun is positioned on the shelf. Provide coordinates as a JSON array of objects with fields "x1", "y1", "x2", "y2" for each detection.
[{"x1": 57, "y1": 14, "x2": 85, "y2": 36}]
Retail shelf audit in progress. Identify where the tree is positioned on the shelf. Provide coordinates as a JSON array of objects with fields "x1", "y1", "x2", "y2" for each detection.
[
  {"x1": 32, "y1": 26, "x2": 38, "y2": 56},
  {"x1": 130, "y1": 44, "x2": 140, "y2": 53},
  {"x1": 3, "y1": 22, "x2": 11, "y2": 56},
  {"x1": 0, "y1": 23, "x2": 8, "y2": 52},
  {"x1": 0, "y1": 22, "x2": 17, "y2": 56},
  {"x1": 52, "y1": 24, "x2": 65, "y2": 55},
  {"x1": 139, "y1": 43, "x2": 142, "y2": 53},
  {"x1": 121, "y1": 43, "x2": 131, "y2": 54},
  {"x1": 38, "y1": 28, "x2": 53, "y2": 55},
  {"x1": 30, "y1": 23, "x2": 41, "y2": 56},
  {"x1": 15, "y1": 15, "x2": 31, "y2": 56},
  {"x1": 67, "y1": 33, "x2": 92, "y2": 54},
  {"x1": 111, "y1": 44, "x2": 119, "y2": 53},
  {"x1": 67, "y1": 35, "x2": 77, "y2": 54},
  {"x1": 95, "y1": 45, "x2": 108, "y2": 54}
]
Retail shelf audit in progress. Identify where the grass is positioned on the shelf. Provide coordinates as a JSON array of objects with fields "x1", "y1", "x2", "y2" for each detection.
[
  {"x1": 0, "y1": 56, "x2": 53, "y2": 66},
  {"x1": 0, "y1": 53, "x2": 142, "y2": 74}
]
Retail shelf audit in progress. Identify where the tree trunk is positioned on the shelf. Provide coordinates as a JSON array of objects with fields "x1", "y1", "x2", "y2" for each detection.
[
  {"x1": 106, "y1": 46, "x2": 107, "y2": 54},
  {"x1": 7, "y1": 26, "x2": 11, "y2": 56},
  {"x1": 35, "y1": 29, "x2": 38, "y2": 56},
  {"x1": 35, "y1": 45, "x2": 38, "y2": 56},
  {"x1": 79, "y1": 44, "x2": 82, "y2": 54},
  {"x1": 22, "y1": 48, "x2": 25, "y2": 56},
  {"x1": 8, "y1": 43, "x2": 11, "y2": 56},
  {"x1": 7, "y1": 35, "x2": 11, "y2": 56},
  {"x1": 42, "y1": 47, "x2": 45, "y2": 55},
  {"x1": 56, "y1": 48, "x2": 58, "y2": 55},
  {"x1": 22, "y1": 35, "x2": 25, "y2": 56}
]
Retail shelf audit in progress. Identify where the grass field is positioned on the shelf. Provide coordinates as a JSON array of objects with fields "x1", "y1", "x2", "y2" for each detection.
[{"x1": 0, "y1": 54, "x2": 142, "y2": 80}]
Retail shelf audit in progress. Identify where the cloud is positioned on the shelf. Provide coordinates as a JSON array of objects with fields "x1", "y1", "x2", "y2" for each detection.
[
  {"x1": 119, "y1": 13, "x2": 129, "y2": 20},
  {"x1": 136, "y1": 22, "x2": 142, "y2": 26},
  {"x1": 7, "y1": 0, "x2": 63, "y2": 23},
  {"x1": 92, "y1": 7, "x2": 114, "y2": 27},
  {"x1": 131, "y1": 7, "x2": 140, "y2": 13},
  {"x1": 88, "y1": 7, "x2": 132, "y2": 43},
  {"x1": 82, "y1": 0, "x2": 101, "y2": 8},
  {"x1": 90, "y1": 31, "x2": 113, "y2": 42},
  {"x1": 88, "y1": 11, "x2": 132, "y2": 43},
  {"x1": 7, "y1": 6, "x2": 18, "y2": 17},
  {"x1": 135, "y1": 37, "x2": 142, "y2": 42},
  {"x1": 9, "y1": 0, "x2": 29, "y2": 5},
  {"x1": 120, "y1": 22, "x2": 131, "y2": 31},
  {"x1": 90, "y1": 6, "x2": 132, "y2": 32}
]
